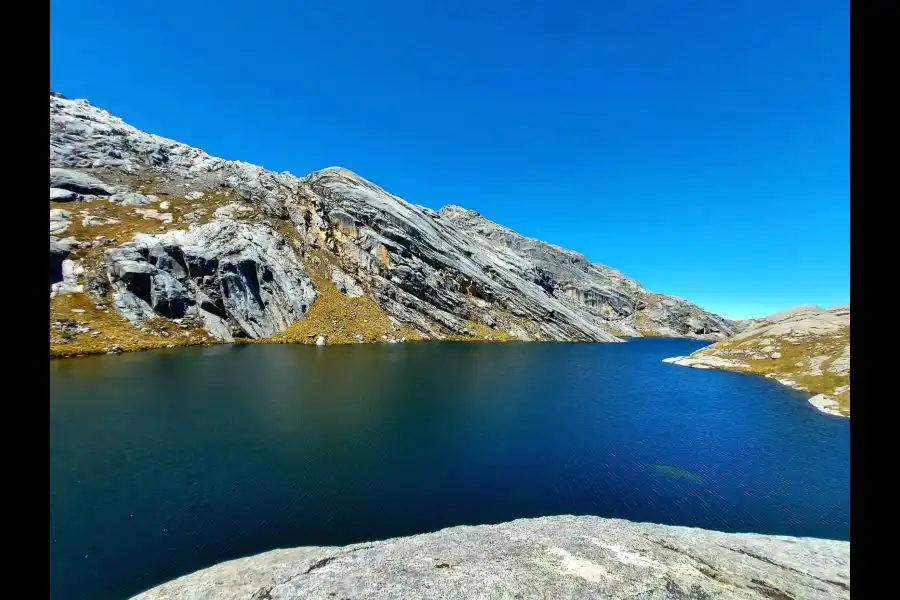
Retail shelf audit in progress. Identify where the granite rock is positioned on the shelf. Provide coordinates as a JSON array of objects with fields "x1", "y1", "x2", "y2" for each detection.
[
  {"x1": 105, "y1": 218, "x2": 316, "y2": 339},
  {"x1": 131, "y1": 515, "x2": 849, "y2": 600}
]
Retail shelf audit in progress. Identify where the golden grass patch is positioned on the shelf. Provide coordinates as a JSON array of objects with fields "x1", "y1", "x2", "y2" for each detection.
[
  {"x1": 696, "y1": 328, "x2": 850, "y2": 415},
  {"x1": 49, "y1": 292, "x2": 215, "y2": 359},
  {"x1": 49, "y1": 179, "x2": 240, "y2": 359}
]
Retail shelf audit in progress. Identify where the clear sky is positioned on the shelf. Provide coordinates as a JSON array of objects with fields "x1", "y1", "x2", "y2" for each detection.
[{"x1": 50, "y1": 0, "x2": 849, "y2": 320}]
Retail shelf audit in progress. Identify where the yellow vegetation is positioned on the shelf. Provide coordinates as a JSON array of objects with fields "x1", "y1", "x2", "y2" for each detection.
[
  {"x1": 50, "y1": 176, "x2": 521, "y2": 356},
  {"x1": 258, "y1": 250, "x2": 424, "y2": 345},
  {"x1": 49, "y1": 292, "x2": 215, "y2": 358},
  {"x1": 49, "y1": 182, "x2": 239, "y2": 359},
  {"x1": 254, "y1": 249, "x2": 517, "y2": 345},
  {"x1": 697, "y1": 328, "x2": 850, "y2": 415}
]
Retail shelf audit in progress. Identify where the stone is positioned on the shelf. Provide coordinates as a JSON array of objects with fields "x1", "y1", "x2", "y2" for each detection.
[
  {"x1": 82, "y1": 215, "x2": 121, "y2": 227},
  {"x1": 50, "y1": 240, "x2": 72, "y2": 284},
  {"x1": 50, "y1": 258, "x2": 86, "y2": 297},
  {"x1": 110, "y1": 192, "x2": 156, "y2": 206},
  {"x1": 662, "y1": 355, "x2": 747, "y2": 370},
  {"x1": 131, "y1": 515, "x2": 849, "y2": 600},
  {"x1": 182, "y1": 209, "x2": 206, "y2": 224},
  {"x1": 185, "y1": 191, "x2": 204, "y2": 201},
  {"x1": 828, "y1": 345, "x2": 850, "y2": 376},
  {"x1": 150, "y1": 270, "x2": 192, "y2": 317},
  {"x1": 51, "y1": 318, "x2": 90, "y2": 341},
  {"x1": 49, "y1": 167, "x2": 116, "y2": 195},
  {"x1": 134, "y1": 208, "x2": 174, "y2": 223},
  {"x1": 330, "y1": 266, "x2": 364, "y2": 297},
  {"x1": 50, "y1": 187, "x2": 78, "y2": 202},
  {"x1": 808, "y1": 394, "x2": 842, "y2": 417},
  {"x1": 213, "y1": 202, "x2": 256, "y2": 219},
  {"x1": 315, "y1": 335, "x2": 326, "y2": 346}
]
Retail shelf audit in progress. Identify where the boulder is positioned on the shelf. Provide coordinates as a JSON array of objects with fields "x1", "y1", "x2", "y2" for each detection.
[
  {"x1": 49, "y1": 167, "x2": 116, "y2": 196},
  {"x1": 50, "y1": 187, "x2": 78, "y2": 202},
  {"x1": 109, "y1": 192, "x2": 156, "y2": 206}
]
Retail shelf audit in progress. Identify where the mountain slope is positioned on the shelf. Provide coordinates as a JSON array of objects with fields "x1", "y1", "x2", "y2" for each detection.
[
  {"x1": 664, "y1": 305, "x2": 850, "y2": 416},
  {"x1": 49, "y1": 92, "x2": 735, "y2": 355}
]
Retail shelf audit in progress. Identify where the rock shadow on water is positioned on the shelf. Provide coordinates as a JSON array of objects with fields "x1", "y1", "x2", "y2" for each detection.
[{"x1": 653, "y1": 464, "x2": 703, "y2": 483}]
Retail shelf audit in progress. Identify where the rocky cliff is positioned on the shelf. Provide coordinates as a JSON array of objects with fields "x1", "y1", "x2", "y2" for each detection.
[
  {"x1": 49, "y1": 92, "x2": 735, "y2": 356},
  {"x1": 664, "y1": 306, "x2": 850, "y2": 416},
  {"x1": 131, "y1": 515, "x2": 849, "y2": 600}
]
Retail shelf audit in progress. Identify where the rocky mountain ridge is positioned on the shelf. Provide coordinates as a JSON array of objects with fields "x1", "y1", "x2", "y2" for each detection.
[
  {"x1": 664, "y1": 305, "x2": 850, "y2": 416},
  {"x1": 49, "y1": 91, "x2": 735, "y2": 356},
  {"x1": 132, "y1": 515, "x2": 849, "y2": 600}
]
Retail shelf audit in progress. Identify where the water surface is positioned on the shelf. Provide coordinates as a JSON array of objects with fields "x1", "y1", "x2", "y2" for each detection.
[{"x1": 50, "y1": 339, "x2": 850, "y2": 600}]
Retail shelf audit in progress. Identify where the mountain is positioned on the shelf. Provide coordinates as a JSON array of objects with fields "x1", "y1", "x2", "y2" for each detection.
[
  {"x1": 664, "y1": 305, "x2": 850, "y2": 416},
  {"x1": 49, "y1": 92, "x2": 735, "y2": 356}
]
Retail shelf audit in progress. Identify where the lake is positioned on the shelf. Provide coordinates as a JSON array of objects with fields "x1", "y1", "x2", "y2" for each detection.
[{"x1": 50, "y1": 339, "x2": 850, "y2": 600}]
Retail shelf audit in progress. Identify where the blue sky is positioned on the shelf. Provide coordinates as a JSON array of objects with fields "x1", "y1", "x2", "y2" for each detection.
[{"x1": 50, "y1": 0, "x2": 848, "y2": 320}]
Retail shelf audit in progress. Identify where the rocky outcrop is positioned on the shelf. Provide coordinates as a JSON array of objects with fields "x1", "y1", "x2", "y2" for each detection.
[
  {"x1": 49, "y1": 92, "x2": 735, "y2": 352},
  {"x1": 49, "y1": 167, "x2": 117, "y2": 196},
  {"x1": 105, "y1": 220, "x2": 317, "y2": 342},
  {"x1": 664, "y1": 305, "x2": 850, "y2": 416},
  {"x1": 132, "y1": 515, "x2": 849, "y2": 600},
  {"x1": 440, "y1": 205, "x2": 736, "y2": 340}
]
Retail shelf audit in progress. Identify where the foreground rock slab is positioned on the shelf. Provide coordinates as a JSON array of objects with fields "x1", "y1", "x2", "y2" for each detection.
[{"x1": 132, "y1": 515, "x2": 848, "y2": 600}]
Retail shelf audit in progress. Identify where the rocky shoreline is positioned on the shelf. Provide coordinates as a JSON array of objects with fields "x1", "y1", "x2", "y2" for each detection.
[
  {"x1": 131, "y1": 515, "x2": 849, "y2": 600},
  {"x1": 663, "y1": 306, "x2": 850, "y2": 417}
]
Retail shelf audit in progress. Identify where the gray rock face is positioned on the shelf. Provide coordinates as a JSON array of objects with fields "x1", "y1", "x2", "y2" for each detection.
[
  {"x1": 105, "y1": 218, "x2": 316, "y2": 339},
  {"x1": 305, "y1": 168, "x2": 622, "y2": 341},
  {"x1": 49, "y1": 167, "x2": 117, "y2": 196},
  {"x1": 330, "y1": 266, "x2": 364, "y2": 297},
  {"x1": 110, "y1": 191, "x2": 156, "y2": 206},
  {"x1": 49, "y1": 208, "x2": 71, "y2": 235},
  {"x1": 132, "y1": 515, "x2": 849, "y2": 600},
  {"x1": 51, "y1": 92, "x2": 734, "y2": 343},
  {"x1": 50, "y1": 258, "x2": 85, "y2": 298},
  {"x1": 50, "y1": 187, "x2": 78, "y2": 202},
  {"x1": 50, "y1": 240, "x2": 73, "y2": 285},
  {"x1": 439, "y1": 205, "x2": 736, "y2": 340}
]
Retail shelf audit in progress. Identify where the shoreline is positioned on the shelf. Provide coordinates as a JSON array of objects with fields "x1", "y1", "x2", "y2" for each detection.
[
  {"x1": 49, "y1": 332, "x2": 717, "y2": 360},
  {"x1": 662, "y1": 355, "x2": 850, "y2": 418}
]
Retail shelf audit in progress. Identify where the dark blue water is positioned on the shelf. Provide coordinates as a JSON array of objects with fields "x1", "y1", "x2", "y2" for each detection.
[{"x1": 50, "y1": 339, "x2": 850, "y2": 600}]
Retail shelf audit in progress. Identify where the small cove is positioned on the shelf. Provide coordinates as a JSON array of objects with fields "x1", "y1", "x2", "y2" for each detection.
[{"x1": 50, "y1": 339, "x2": 850, "y2": 600}]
